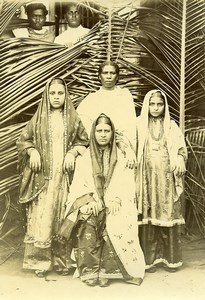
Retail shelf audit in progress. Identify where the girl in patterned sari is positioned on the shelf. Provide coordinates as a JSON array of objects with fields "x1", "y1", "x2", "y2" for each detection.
[
  {"x1": 136, "y1": 89, "x2": 187, "y2": 273},
  {"x1": 62, "y1": 114, "x2": 145, "y2": 287},
  {"x1": 16, "y1": 77, "x2": 88, "y2": 277}
]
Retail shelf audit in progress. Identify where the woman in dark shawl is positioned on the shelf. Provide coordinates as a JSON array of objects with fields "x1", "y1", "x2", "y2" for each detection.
[
  {"x1": 16, "y1": 77, "x2": 89, "y2": 277},
  {"x1": 61, "y1": 114, "x2": 145, "y2": 287}
]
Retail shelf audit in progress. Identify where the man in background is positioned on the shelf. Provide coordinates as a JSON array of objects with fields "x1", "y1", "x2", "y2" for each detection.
[
  {"x1": 13, "y1": 3, "x2": 55, "y2": 42},
  {"x1": 54, "y1": 2, "x2": 89, "y2": 47}
]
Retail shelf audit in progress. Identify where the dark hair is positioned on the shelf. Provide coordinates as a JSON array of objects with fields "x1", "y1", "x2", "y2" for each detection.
[
  {"x1": 150, "y1": 91, "x2": 165, "y2": 102},
  {"x1": 49, "y1": 78, "x2": 65, "y2": 86},
  {"x1": 26, "y1": 3, "x2": 48, "y2": 16},
  {"x1": 98, "y1": 61, "x2": 120, "y2": 78},
  {"x1": 96, "y1": 114, "x2": 112, "y2": 127},
  {"x1": 64, "y1": 2, "x2": 81, "y2": 13}
]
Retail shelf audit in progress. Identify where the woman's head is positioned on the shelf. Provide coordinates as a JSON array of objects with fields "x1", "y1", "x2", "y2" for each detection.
[
  {"x1": 49, "y1": 78, "x2": 66, "y2": 109},
  {"x1": 149, "y1": 91, "x2": 165, "y2": 118},
  {"x1": 98, "y1": 61, "x2": 119, "y2": 90},
  {"x1": 94, "y1": 114, "x2": 113, "y2": 148}
]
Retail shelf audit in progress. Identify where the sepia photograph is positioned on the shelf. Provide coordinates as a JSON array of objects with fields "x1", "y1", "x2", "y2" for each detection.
[{"x1": 0, "y1": 0, "x2": 205, "y2": 299}]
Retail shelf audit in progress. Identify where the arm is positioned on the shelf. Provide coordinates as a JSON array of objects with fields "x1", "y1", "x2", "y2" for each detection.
[
  {"x1": 16, "y1": 119, "x2": 41, "y2": 172},
  {"x1": 63, "y1": 118, "x2": 89, "y2": 172}
]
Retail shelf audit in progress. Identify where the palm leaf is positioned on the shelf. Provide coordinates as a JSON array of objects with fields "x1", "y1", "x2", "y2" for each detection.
[{"x1": 0, "y1": 0, "x2": 205, "y2": 242}]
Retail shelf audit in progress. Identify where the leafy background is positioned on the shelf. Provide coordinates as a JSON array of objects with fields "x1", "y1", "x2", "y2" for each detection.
[{"x1": 0, "y1": 0, "x2": 205, "y2": 262}]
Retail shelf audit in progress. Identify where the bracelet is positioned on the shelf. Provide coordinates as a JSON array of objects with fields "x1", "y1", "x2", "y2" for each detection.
[
  {"x1": 178, "y1": 153, "x2": 186, "y2": 159},
  {"x1": 27, "y1": 148, "x2": 35, "y2": 155},
  {"x1": 67, "y1": 149, "x2": 78, "y2": 158},
  {"x1": 111, "y1": 198, "x2": 121, "y2": 205}
]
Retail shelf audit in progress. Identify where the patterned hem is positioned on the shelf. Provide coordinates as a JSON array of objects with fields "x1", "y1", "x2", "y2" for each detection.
[
  {"x1": 138, "y1": 218, "x2": 185, "y2": 227},
  {"x1": 146, "y1": 258, "x2": 183, "y2": 269},
  {"x1": 99, "y1": 272, "x2": 123, "y2": 279},
  {"x1": 24, "y1": 237, "x2": 51, "y2": 248},
  {"x1": 81, "y1": 274, "x2": 98, "y2": 281}
]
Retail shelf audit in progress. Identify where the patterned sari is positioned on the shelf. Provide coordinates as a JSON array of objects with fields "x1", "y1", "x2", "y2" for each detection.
[
  {"x1": 16, "y1": 78, "x2": 88, "y2": 273},
  {"x1": 136, "y1": 89, "x2": 187, "y2": 269},
  {"x1": 62, "y1": 115, "x2": 145, "y2": 284}
]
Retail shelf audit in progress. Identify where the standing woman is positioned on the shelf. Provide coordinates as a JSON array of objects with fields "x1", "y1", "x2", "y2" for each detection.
[
  {"x1": 61, "y1": 114, "x2": 145, "y2": 287},
  {"x1": 77, "y1": 60, "x2": 137, "y2": 168},
  {"x1": 16, "y1": 78, "x2": 88, "y2": 277},
  {"x1": 136, "y1": 89, "x2": 187, "y2": 273}
]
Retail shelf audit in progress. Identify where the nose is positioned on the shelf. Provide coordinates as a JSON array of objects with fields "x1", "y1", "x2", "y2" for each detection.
[
  {"x1": 35, "y1": 16, "x2": 41, "y2": 22},
  {"x1": 101, "y1": 131, "x2": 106, "y2": 137}
]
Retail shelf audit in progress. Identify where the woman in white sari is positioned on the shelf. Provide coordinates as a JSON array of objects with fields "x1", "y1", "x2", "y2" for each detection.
[
  {"x1": 77, "y1": 60, "x2": 136, "y2": 168},
  {"x1": 61, "y1": 114, "x2": 145, "y2": 287}
]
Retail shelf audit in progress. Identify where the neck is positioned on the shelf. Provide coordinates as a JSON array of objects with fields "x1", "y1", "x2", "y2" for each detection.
[
  {"x1": 99, "y1": 144, "x2": 110, "y2": 151},
  {"x1": 101, "y1": 86, "x2": 116, "y2": 91}
]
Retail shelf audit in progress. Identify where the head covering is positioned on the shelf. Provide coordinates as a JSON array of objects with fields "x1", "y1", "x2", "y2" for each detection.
[
  {"x1": 89, "y1": 113, "x2": 117, "y2": 200},
  {"x1": 137, "y1": 89, "x2": 171, "y2": 163},
  {"x1": 16, "y1": 77, "x2": 88, "y2": 203}
]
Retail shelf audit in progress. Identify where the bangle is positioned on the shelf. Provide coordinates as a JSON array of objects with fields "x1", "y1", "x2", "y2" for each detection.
[
  {"x1": 27, "y1": 148, "x2": 35, "y2": 155},
  {"x1": 178, "y1": 153, "x2": 186, "y2": 159},
  {"x1": 67, "y1": 149, "x2": 78, "y2": 158},
  {"x1": 111, "y1": 198, "x2": 121, "y2": 205}
]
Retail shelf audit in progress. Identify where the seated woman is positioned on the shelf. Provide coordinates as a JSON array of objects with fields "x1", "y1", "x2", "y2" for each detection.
[{"x1": 61, "y1": 114, "x2": 145, "y2": 287}]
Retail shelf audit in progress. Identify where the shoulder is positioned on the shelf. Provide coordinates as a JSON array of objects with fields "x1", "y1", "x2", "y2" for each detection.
[
  {"x1": 54, "y1": 30, "x2": 68, "y2": 43},
  {"x1": 13, "y1": 28, "x2": 28, "y2": 37}
]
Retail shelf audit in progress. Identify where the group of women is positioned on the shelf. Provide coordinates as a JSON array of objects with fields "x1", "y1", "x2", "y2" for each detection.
[{"x1": 16, "y1": 60, "x2": 187, "y2": 287}]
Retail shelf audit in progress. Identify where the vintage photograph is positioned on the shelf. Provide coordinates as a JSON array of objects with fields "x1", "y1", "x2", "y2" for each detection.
[{"x1": 0, "y1": 0, "x2": 205, "y2": 299}]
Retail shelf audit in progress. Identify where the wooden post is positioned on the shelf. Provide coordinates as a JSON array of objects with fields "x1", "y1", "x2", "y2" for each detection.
[
  {"x1": 180, "y1": 0, "x2": 187, "y2": 224},
  {"x1": 180, "y1": 0, "x2": 187, "y2": 133}
]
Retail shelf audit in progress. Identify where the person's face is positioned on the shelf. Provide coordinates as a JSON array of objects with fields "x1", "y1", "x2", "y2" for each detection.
[
  {"x1": 65, "y1": 5, "x2": 81, "y2": 28},
  {"x1": 149, "y1": 96, "x2": 165, "y2": 118},
  {"x1": 49, "y1": 84, "x2": 65, "y2": 109},
  {"x1": 28, "y1": 9, "x2": 46, "y2": 30},
  {"x1": 99, "y1": 65, "x2": 118, "y2": 90},
  {"x1": 95, "y1": 123, "x2": 112, "y2": 147}
]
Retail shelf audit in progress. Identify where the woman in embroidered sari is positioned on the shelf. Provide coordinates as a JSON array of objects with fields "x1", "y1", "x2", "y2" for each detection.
[
  {"x1": 61, "y1": 114, "x2": 145, "y2": 287},
  {"x1": 136, "y1": 89, "x2": 187, "y2": 273},
  {"x1": 77, "y1": 60, "x2": 136, "y2": 169},
  {"x1": 16, "y1": 77, "x2": 88, "y2": 277}
]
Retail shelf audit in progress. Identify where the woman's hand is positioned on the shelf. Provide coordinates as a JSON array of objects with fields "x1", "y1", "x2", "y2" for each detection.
[
  {"x1": 175, "y1": 155, "x2": 186, "y2": 176},
  {"x1": 80, "y1": 201, "x2": 99, "y2": 216},
  {"x1": 29, "y1": 149, "x2": 41, "y2": 172},
  {"x1": 124, "y1": 148, "x2": 136, "y2": 169},
  {"x1": 63, "y1": 152, "x2": 76, "y2": 172},
  {"x1": 171, "y1": 155, "x2": 186, "y2": 176},
  {"x1": 108, "y1": 201, "x2": 121, "y2": 215}
]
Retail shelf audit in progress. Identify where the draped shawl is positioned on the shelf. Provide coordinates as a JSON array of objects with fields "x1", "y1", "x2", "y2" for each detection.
[
  {"x1": 136, "y1": 89, "x2": 187, "y2": 213},
  {"x1": 62, "y1": 114, "x2": 145, "y2": 279},
  {"x1": 16, "y1": 78, "x2": 89, "y2": 203}
]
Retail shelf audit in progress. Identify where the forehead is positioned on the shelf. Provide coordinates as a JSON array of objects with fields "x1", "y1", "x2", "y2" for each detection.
[
  {"x1": 30, "y1": 9, "x2": 45, "y2": 16},
  {"x1": 149, "y1": 96, "x2": 164, "y2": 104},
  {"x1": 95, "y1": 123, "x2": 111, "y2": 130},
  {"x1": 49, "y1": 83, "x2": 65, "y2": 91},
  {"x1": 67, "y1": 5, "x2": 79, "y2": 12},
  {"x1": 101, "y1": 65, "x2": 116, "y2": 73}
]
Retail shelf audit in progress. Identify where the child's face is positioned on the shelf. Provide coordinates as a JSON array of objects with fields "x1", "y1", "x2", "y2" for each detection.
[
  {"x1": 149, "y1": 96, "x2": 165, "y2": 118},
  {"x1": 49, "y1": 83, "x2": 65, "y2": 109}
]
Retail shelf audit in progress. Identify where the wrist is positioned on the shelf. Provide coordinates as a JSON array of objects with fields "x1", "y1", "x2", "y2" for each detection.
[
  {"x1": 178, "y1": 153, "x2": 185, "y2": 160},
  {"x1": 27, "y1": 148, "x2": 35, "y2": 156},
  {"x1": 67, "y1": 149, "x2": 78, "y2": 158}
]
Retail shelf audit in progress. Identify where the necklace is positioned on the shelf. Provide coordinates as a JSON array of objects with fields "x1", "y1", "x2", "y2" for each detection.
[
  {"x1": 148, "y1": 117, "x2": 164, "y2": 151},
  {"x1": 149, "y1": 117, "x2": 164, "y2": 141}
]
